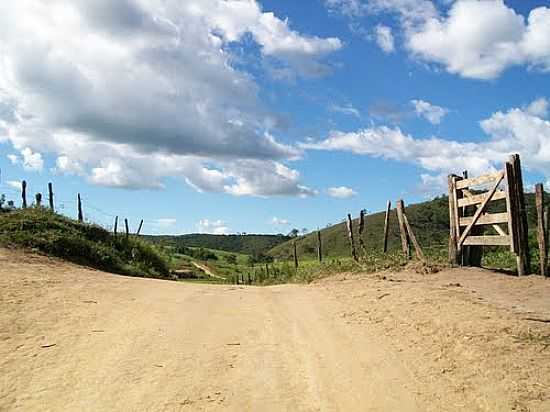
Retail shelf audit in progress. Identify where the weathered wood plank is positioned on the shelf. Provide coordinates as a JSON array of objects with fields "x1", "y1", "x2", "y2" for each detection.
[
  {"x1": 536, "y1": 184, "x2": 547, "y2": 277},
  {"x1": 396, "y1": 200, "x2": 410, "y2": 259},
  {"x1": 458, "y1": 171, "x2": 505, "y2": 248},
  {"x1": 383, "y1": 201, "x2": 391, "y2": 253},
  {"x1": 456, "y1": 171, "x2": 504, "y2": 189},
  {"x1": 448, "y1": 175, "x2": 459, "y2": 265},
  {"x1": 511, "y1": 154, "x2": 530, "y2": 275},
  {"x1": 505, "y1": 161, "x2": 519, "y2": 254},
  {"x1": 463, "y1": 235, "x2": 511, "y2": 246},
  {"x1": 459, "y1": 212, "x2": 509, "y2": 226},
  {"x1": 457, "y1": 191, "x2": 506, "y2": 207},
  {"x1": 403, "y1": 213, "x2": 426, "y2": 262},
  {"x1": 492, "y1": 224, "x2": 507, "y2": 236},
  {"x1": 346, "y1": 214, "x2": 358, "y2": 261}
]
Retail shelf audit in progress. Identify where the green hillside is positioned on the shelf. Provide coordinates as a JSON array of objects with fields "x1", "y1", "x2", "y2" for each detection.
[
  {"x1": 269, "y1": 193, "x2": 548, "y2": 264},
  {"x1": 144, "y1": 233, "x2": 290, "y2": 255}
]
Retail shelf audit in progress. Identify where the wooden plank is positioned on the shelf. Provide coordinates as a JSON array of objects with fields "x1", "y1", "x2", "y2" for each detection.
[
  {"x1": 317, "y1": 230, "x2": 322, "y2": 262},
  {"x1": 459, "y1": 212, "x2": 509, "y2": 226},
  {"x1": 383, "y1": 201, "x2": 391, "y2": 253},
  {"x1": 402, "y1": 213, "x2": 426, "y2": 262},
  {"x1": 463, "y1": 235, "x2": 511, "y2": 246},
  {"x1": 505, "y1": 161, "x2": 519, "y2": 253},
  {"x1": 396, "y1": 200, "x2": 410, "y2": 259},
  {"x1": 346, "y1": 214, "x2": 358, "y2": 261},
  {"x1": 458, "y1": 172, "x2": 504, "y2": 248},
  {"x1": 448, "y1": 175, "x2": 459, "y2": 265},
  {"x1": 536, "y1": 184, "x2": 547, "y2": 277},
  {"x1": 457, "y1": 191, "x2": 506, "y2": 207},
  {"x1": 492, "y1": 225, "x2": 507, "y2": 236},
  {"x1": 456, "y1": 171, "x2": 504, "y2": 189},
  {"x1": 511, "y1": 154, "x2": 530, "y2": 275}
]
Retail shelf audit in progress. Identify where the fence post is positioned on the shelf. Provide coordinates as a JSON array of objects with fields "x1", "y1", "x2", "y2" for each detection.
[
  {"x1": 22, "y1": 180, "x2": 27, "y2": 208},
  {"x1": 124, "y1": 218, "x2": 129, "y2": 239},
  {"x1": 396, "y1": 200, "x2": 410, "y2": 259},
  {"x1": 536, "y1": 184, "x2": 547, "y2": 277},
  {"x1": 293, "y1": 240, "x2": 299, "y2": 269},
  {"x1": 447, "y1": 176, "x2": 460, "y2": 265},
  {"x1": 35, "y1": 193, "x2": 42, "y2": 207},
  {"x1": 47, "y1": 183, "x2": 54, "y2": 211},
  {"x1": 510, "y1": 154, "x2": 530, "y2": 275},
  {"x1": 358, "y1": 209, "x2": 367, "y2": 257},
  {"x1": 346, "y1": 213, "x2": 358, "y2": 261},
  {"x1": 77, "y1": 194, "x2": 83, "y2": 222},
  {"x1": 402, "y1": 212, "x2": 426, "y2": 262},
  {"x1": 114, "y1": 216, "x2": 118, "y2": 236},
  {"x1": 136, "y1": 219, "x2": 144, "y2": 235},
  {"x1": 383, "y1": 201, "x2": 391, "y2": 253},
  {"x1": 317, "y1": 230, "x2": 322, "y2": 262}
]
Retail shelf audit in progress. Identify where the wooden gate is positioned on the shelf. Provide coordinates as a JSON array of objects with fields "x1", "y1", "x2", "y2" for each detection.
[{"x1": 448, "y1": 154, "x2": 530, "y2": 275}]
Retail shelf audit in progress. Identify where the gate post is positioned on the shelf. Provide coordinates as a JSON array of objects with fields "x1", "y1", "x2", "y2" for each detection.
[{"x1": 448, "y1": 175, "x2": 460, "y2": 265}]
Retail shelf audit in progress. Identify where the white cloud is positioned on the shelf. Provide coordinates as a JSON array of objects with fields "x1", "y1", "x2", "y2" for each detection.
[
  {"x1": 326, "y1": 0, "x2": 550, "y2": 80},
  {"x1": 407, "y1": 1, "x2": 550, "y2": 80},
  {"x1": 329, "y1": 103, "x2": 361, "y2": 118},
  {"x1": 197, "y1": 219, "x2": 229, "y2": 235},
  {"x1": 526, "y1": 98, "x2": 549, "y2": 118},
  {"x1": 6, "y1": 147, "x2": 43, "y2": 171},
  {"x1": 271, "y1": 217, "x2": 290, "y2": 225},
  {"x1": 6, "y1": 180, "x2": 22, "y2": 190},
  {"x1": 411, "y1": 99, "x2": 449, "y2": 124},
  {"x1": 304, "y1": 98, "x2": 550, "y2": 191},
  {"x1": 7, "y1": 154, "x2": 18, "y2": 165},
  {"x1": 374, "y1": 25, "x2": 395, "y2": 53},
  {"x1": 327, "y1": 186, "x2": 358, "y2": 198},
  {"x1": 0, "y1": 0, "x2": 340, "y2": 195},
  {"x1": 155, "y1": 218, "x2": 177, "y2": 227}
]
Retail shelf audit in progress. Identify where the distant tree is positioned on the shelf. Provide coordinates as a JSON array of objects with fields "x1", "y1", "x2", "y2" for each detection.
[
  {"x1": 288, "y1": 228, "x2": 300, "y2": 238},
  {"x1": 224, "y1": 254, "x2": 237, "y2": 264}
]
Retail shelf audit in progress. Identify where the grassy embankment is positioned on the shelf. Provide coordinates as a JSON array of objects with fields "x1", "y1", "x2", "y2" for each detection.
[{"x1": 0, "y1": 208, "x2": 171, "y2": 279}]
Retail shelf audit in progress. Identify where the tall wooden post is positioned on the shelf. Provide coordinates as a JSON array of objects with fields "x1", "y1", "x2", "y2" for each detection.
[
  {"x1": 35, "y1": 193, "x2": 42, "y2": 207},
  {"x1": 293, "y1": 240, "x2": 298, "y2": 269},
  {"x1": 77, "y1": 194, "x2": 83, "y2": 222},
  {"x1": 114, "y1": 216, "x2": 118, "y2": 236},
  {"x1": 48, "y1": 182, "x2": 54, "y2": 211},
  {"x1": 396, "y1": 200, "x2": 410, "y2": 259},
  {"x1": 402, "y1": 212, "x2": 426, "y2": 262},
  {"x1": 510, "y1": 154, "x2": 530, "y2": 275},
  {"x1": 124, "y1": 218, "x2": 129, "y2": 239},
  {"x1": 383, "y1": 201, "x2": 391, "y2": 253},
  {"x1": 346, "y1": 214, "x2": 358, "y2": 261},
  {"x1": 21, "y1": 180, "x2": 27, "y2": 209},
  {"x1": 317, "y1": 230, "x2": 322, "y2": 262},
  {"x1": 448, "y1": 175, "x2": 460, "y2": 265},
  {"x1": 535, "y1": 184, "x2": 547, "y2": 277},
  {"x1": 136, "y1": 219, "x2": 144, "y2": 235},
  {"x1": 358, "y1": 209, "x2": 367, "y2": 257}
]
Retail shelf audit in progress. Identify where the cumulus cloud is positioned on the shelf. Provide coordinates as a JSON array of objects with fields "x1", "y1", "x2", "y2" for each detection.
[
  {"x1": 197, "y1": 219, "x2": 229, "y2": 235},
  {"x1": 304, "y1": 98, "x2": 550, "y2": 190},
  {"x1": 0, "y1": 0, "x2": 340, "y2": 195},
  {"x1": 6, "y1": 180, "x2": 22, "y2": 190},
  {"x1": 6, "y1": 148, "x2": 44, "y2": 172},
  {"x1": 326, "y1": 0, "x2": 550, "y2": 80},
  {"x1": 374, "y1": 25, "x2": 395, "y2": 53},
  {"x1": 155, "y1": 218, "x2": 177, "y2": 227},
  {"x1": 327, "y1": 186, "x2": 358, "y2": 198},
  {"x1": 411, "y1": 99, "x2": 449, "y2": 124}
]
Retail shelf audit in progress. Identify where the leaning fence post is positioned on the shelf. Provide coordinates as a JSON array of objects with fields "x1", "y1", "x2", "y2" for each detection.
[
  {"x1": 396, "y1": 200, "x2": 410, "y2": 259},
  {"x1": 47, "y1": 183, "x2": 54, "y2": 211},
  {"x1": 346, "y1": 214, "x2": 358, "y2": 261},
  {"x1": 22, "y1": 180, "x2": 27, "y2": 208},
  {"x1": 383, "y1": 201, "x2": 391, "y2": 253},
  {"x1": 536, "y1": 184, "x2": 547, "y2": 277},
  {"x1": 510, "y1": 154, "x2": 530, "y2": 275},
  {"x1": 124, "y1": 218, "x2": 129, "y2": 239},
  {"x1": 136, "y1": 219, "x2": 144, "y2": 235},
  {"x1": 77, "y1": 193, "x2": 83, "y2": 222},
  {"x1": 402, "y1": 212, "x2": 426, "y2": 263}
]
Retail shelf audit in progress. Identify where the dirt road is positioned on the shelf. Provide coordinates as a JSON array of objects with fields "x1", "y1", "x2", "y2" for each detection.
[
  {"x1": 1, "y1": 248, "x2": 550, "y2": 411},
  {"x1": 191, "y1": 261, "x2": 226, "y2": 280}
]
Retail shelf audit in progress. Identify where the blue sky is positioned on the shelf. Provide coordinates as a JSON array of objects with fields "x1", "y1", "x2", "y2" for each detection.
[{"x1": 1, "y1": 0, "x2": 549, "y2": 235}]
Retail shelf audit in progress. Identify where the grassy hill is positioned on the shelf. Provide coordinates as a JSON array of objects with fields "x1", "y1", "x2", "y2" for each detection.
[
  {"x1": 0, "y1": 208, "x2": 171, "y2": 278},
  {"x1": 269, "y1": 193, "x2": 548, "y2": 270},
  {"x1": 145, "y1": 233, "x2": 290, "y2": 255}
]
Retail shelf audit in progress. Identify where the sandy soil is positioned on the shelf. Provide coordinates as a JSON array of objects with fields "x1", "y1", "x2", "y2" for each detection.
[{"x1": 1, "y1": 248, "x2": 549, "y2": 411}]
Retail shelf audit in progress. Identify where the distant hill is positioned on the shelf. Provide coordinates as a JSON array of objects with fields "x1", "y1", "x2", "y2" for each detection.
[
  {"x1": 144, "y1": 233, "x2": 290, "y2": 255},
  {"x1": 269, "y1": 193, "x2": 547, "y2": 261}
]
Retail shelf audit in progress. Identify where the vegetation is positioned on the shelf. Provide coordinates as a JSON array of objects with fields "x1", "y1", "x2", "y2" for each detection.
[
  {"x1": 144, "y1": 233, "x2": 290, "y2": 255},
  {"x1": 0, "y1": 207, "x2": 171, "y2": 278}
]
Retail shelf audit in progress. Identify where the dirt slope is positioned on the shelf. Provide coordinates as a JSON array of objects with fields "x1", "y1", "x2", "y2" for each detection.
[{"x1": 1, "y1": 248, "x2": 549, "y2": 411}]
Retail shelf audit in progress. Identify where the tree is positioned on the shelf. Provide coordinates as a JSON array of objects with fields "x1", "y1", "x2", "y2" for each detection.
[
  {"x1": 288, "y1": 228, "x2": 299, "y2": 238},
  {"x1": 224, "y1": 254, "x2": 237, "y2": 264}
]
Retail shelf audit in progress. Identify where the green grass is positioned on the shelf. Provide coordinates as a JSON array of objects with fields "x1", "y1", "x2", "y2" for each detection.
[{"x1": 0, "y1": 208, "x2": 171, "y2": 279}]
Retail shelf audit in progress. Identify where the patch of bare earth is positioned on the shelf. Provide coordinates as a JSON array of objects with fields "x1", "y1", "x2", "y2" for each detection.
[{"x1": 1, "y1": 247, "x2": 549, "y2": 411}]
